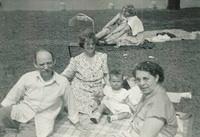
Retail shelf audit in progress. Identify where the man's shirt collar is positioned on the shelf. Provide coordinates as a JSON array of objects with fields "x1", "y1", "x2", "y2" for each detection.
[{"x1": 36, "y1": 71, "x2": 60, "y2": 86}]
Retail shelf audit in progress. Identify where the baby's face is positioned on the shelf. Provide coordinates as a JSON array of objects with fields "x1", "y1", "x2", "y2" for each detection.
[{"x1": 110, "y1": 75, "x2": 123, "y2": 90}]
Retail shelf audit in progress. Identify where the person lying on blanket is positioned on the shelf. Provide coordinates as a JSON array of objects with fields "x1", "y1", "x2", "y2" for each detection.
[
  {"x1": 118, "y1": 61, "x2": 178, "y2": 137},
  {"x1": 95, "y1": 4, "x2": 144, "y2": 45},
  {"x1": 90, "y1": 70, "x2": 132, "y2": 124}
]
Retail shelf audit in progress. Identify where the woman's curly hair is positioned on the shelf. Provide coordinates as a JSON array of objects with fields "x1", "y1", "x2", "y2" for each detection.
[
  {"x1": 78, "y1": 28, "x2": 98, "y2": 48},
  {"x1": 132, "y1": 61, "x2": 164, "y2": 83},
  {"x1": 125, "y1": 4, "x2": 136, "y2": 16}
]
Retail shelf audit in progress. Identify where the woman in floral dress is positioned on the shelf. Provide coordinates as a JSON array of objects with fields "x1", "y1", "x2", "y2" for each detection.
[{"x1": 62, "y1": 31, "x2": 109, "y2": 115}]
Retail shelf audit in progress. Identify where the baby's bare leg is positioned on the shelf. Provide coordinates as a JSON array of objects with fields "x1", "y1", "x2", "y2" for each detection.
[
  {"x1": 108, "y1": 112, "x2": 131, "y2": 122},
  {"x1": 117, "y1": 112, "x2": 131, "y2": 120},
  {"x1": 90, "y1": 104, "x2": 108, "y2": 124}
]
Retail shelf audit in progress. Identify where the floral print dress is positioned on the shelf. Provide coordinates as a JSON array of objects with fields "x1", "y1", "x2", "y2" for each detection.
[{"x1": 62, "y1": 52, "x2": 108, "y2": 115}]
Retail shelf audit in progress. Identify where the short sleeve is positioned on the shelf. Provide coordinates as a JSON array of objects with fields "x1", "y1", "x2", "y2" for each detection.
[
  {"x1": 61, "y1": 58, "x2": 77, "y2": 80},
  {"x1": 128, "y1": 16, "x2": 144, "y2": 36},
  {"x1": 145, "y1": 97, "x2": 169, "y2": 122}
]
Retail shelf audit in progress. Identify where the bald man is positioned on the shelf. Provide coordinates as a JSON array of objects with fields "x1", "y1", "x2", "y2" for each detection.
[{"x1": 0, "y1": 49, "x2": 79, "y2": 137}]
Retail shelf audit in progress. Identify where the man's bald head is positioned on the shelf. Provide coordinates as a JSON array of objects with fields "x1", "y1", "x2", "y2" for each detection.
[
  {"x1": 33, "y1": 49, "x2": 56, "y2": 70},
  {"x1": 34, "y1": 49, "x2": 55, "y2": 65},
  {"x1": 33, "y1": 49, "x2": 56, "y2": 80}
]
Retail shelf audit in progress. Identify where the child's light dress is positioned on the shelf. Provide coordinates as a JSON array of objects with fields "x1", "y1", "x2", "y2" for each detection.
[{"x1": 101, "y1": 85, "x2": 131, "y2": 114}]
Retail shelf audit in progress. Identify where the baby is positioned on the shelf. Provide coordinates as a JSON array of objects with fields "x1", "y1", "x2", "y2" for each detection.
[{"x1": 90, "y1": 70, "x2": 131, "y2": 123}]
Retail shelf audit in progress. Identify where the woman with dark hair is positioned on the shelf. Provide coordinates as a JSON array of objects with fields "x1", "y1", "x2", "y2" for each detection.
[
  {"x1": 62, "y1": 30, "x2": 109, "y2": 115},
  {"x1": 121, "y1": 61, "x2": 177, "y2": 137}
]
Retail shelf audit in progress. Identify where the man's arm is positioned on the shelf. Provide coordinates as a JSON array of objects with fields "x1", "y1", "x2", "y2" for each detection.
[
  {"x1": 1, "y1": 75, "x2": 26, "y2": 107},
  {"x1": 63, "y1": 80, "x2": 79, "y2": 124}
]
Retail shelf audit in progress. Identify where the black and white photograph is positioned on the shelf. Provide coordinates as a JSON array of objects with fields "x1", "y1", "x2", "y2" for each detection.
[{"x1": 0, "y1": 0, "x2": 199, "y2": 137}]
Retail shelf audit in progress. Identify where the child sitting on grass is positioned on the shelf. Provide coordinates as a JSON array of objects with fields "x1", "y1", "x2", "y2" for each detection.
[{"x1": 90, "y1": 70, "x2": 131, "y2": 123}]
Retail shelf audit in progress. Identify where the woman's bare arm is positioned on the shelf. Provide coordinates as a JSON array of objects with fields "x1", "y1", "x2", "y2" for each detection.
[{"x1": 140, "y1": 117, "x2": 165, "y2": 137}]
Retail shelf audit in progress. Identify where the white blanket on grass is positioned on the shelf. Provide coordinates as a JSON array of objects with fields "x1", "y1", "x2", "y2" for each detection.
[{"x1": 117, "y1": 29, "x2": 200, "y2": 46}]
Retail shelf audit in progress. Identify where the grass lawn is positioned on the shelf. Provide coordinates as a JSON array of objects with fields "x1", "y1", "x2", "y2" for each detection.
[{"x1": 0, "y1": 8, "x2": 200, "y2": 136}]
